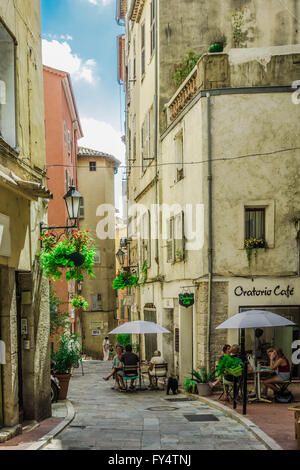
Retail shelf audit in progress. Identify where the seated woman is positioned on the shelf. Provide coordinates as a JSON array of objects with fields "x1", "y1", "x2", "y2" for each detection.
[
  {"x1": 103, "y1": 344, "x2": 125, "y2": 390},
  {"x1": 262, "y1": 348, "x2": 290, "y2": 398},
  {"x1": 148, "y1": 350, "x2": 166, "y2": 388},
  {"x1": 209, "y1": 344, "x2": 231, "y2": 389}
]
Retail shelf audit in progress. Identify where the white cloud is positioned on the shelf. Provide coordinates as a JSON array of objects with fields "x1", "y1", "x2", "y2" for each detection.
[
  {"x1": 79, "y1": 117, "x2": 126, "y2": 212},
  {"x1": 80, "y1": 117, "x2": 125, "y2": 163},
  {"x1": 42, "y1": 39, "x2": 97, "y2": 84},
  {"x1": 87, "y1": 0, "x2": 114, "y2": 6}
]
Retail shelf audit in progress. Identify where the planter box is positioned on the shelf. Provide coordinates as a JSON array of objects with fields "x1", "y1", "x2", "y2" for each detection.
[{"x1": 197, "y1": 383, "x2": 212, "y2": 396}]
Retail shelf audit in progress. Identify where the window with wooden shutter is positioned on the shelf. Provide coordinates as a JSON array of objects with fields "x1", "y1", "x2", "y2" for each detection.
[
  {"x1": 141, "y1": 22, "x2": 145, "y2": 78},
  {"x1": 79, "y1": 197, "x2": 85, "y2": 219},
  {"x1": 91, "y1": 294, "x2": 102, "y2": 311},
  {"x1": 150, "y1": 1, "x2": 155, "y2": 56},
  {"x1": 174, "y1": 211, "x2": 185, "y2": 261},
  {"x1": 167, "y1": 217, "x2": 175, "y2": 263},
  {"x1": 175, "y1": 130, "x2": 184, "y2": 182},
  {"x1": 141, "y1": 210, "x2": 151, "y2": 267}
]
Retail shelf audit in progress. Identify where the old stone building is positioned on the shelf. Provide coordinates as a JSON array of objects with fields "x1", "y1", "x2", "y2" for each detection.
[
  {"x1": 0, "y1": 1, "x2": 51, "y2": 429},
  {"x1": 77, "y1": 147, "x2": 120, "y2": 358},
  {"x1": 119, "y1": 0, "x2": 300, "y2": 381}
]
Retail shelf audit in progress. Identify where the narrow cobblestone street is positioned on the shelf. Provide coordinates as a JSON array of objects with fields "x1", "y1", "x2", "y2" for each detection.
[{"x1": 44, "y1": 361, "x2": 266, "y2": 450}]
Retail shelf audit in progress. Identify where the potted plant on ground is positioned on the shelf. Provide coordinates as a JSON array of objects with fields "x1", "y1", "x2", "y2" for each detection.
[
  {"x1": 208, "y1": 30, "x2": 227, "y2": 53},
  {"x1": 71, "y1": 294, "x2": 88, "y2": 311},
  {"x1": 40, "y1": 229, "x2": 96, "y2": 282},
  {"x1": 51, "y1": 333, "x2": 82, "y2": 400},
  {"x1": 190, "y1": 368, "x2": 216, "y2": 396},
  {"x1": 183, "y1": 377, "x2": 198, "y2": 394}
]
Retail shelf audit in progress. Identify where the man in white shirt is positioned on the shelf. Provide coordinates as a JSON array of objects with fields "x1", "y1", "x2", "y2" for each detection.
[{"x1": 148, "y1": 350, "x2": 166, "y2": 387}]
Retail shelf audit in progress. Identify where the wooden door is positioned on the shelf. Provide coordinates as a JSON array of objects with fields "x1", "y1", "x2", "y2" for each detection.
[{"x1": 144, "y1": 309, "x2": 157, "y2": 361}]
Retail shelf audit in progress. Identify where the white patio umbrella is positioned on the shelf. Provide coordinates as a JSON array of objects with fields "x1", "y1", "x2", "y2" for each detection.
[
  {"x1": 108, "y1": 320, "x2": 171, "y2": 390},
  {"x1": 109, "y1": 320, "x2": 170, "y2": 335},
  {"x1": 216, "y1": 309, "x2": 295, "y2": 330},
  {"x1": 216, "y1": 310, "x2": 295, "y2": 414}
]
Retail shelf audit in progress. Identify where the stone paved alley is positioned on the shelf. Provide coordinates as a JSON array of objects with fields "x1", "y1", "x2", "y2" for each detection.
[{"x1": 44, "y1": 361, "x2": 266, "y2": 450}]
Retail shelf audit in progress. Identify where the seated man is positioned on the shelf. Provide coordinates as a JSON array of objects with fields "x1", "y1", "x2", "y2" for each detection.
[
  {"x1": 120, "y1": 344, "x2": 139, "y2": 389},
  {"x1": 148, "y1": 350, "x2": 166, "y2": 388}
]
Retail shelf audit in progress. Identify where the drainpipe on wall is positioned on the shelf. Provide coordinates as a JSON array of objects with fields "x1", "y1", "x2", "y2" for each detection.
[
  {"x1": 206, "y1": 92, "x2": 213, "y2": 372},
  {"x1": 154, "y1": 0, "x2": 159, "y2": 272}
]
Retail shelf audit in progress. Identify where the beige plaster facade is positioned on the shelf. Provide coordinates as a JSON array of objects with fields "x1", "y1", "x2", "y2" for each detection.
[
  {"x1": 77, "y1": 147, "x2": 120, "y2": 358},
  {"x1": 123, "y1": 1, "x2": 300, "y2": 382},
  {"x1": 0, "y1": 1, "x2": 51, "y2": 427}
]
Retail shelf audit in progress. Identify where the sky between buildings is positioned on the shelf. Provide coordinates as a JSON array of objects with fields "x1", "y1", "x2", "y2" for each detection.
[{"x1": 41, "y1": 0, "x2": 126, "y2": 214}]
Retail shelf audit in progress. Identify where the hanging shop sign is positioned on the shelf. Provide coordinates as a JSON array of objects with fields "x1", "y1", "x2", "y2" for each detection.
[
  {"x1": 234, "y1": 285, "x2": 295, "y2": 298},
  {"x1": 179, "y1": 293, "x2": 195, "y2": 308}
]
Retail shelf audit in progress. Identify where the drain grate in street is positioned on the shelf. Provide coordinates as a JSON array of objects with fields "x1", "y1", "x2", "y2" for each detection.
[
  {"x1": 164, "y1": 398, "x2": 196, "y2": 402},
  {"x1": 184, "y1": 414, "x2": 219, "y2": 422},
  {"x1": 147, "y1": 406, "x2": 178, "y2": 411}
]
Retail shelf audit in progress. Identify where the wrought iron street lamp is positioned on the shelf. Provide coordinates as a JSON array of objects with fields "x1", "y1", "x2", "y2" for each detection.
[
  {"x1": 40, "y1": 185, "x2": 83, "y2": 238},
  {"x1": 116, "y1": 248, "x2": 125, "y2": 266}
]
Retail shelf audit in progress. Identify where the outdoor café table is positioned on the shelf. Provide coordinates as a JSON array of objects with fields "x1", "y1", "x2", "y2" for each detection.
[{"x1": 248, "y1": 368, "x2": 273, "y2": 403}]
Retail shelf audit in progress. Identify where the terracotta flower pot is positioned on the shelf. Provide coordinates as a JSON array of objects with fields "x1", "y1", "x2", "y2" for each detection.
[
  {"x1": 197, "y1": 383, "x2": 212, "y2": 396},
  {"x1": 55, "y1": 373, "x2": 71, "y2": 400}
]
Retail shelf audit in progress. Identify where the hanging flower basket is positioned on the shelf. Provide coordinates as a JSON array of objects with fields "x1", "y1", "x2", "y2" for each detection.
[
  {"x1": 40, "y1": 230, "x2": 96, "y2": 281},
  {"x1": 113, "y1": 270, "x2": 139, "y2": 290},
  {"x1": 71, "y1": 295, "x2": 88, "y2": 311}
]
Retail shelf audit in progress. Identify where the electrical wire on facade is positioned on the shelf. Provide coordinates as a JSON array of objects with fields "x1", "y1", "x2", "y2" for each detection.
[{"x1": 46, "y1": 145, "x2": 300, "y2": 170}]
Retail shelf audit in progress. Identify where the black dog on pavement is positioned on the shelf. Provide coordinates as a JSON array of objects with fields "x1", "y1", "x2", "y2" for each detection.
[{"x1": 166, "y1": 377, "x2": 178, "y2": 395}]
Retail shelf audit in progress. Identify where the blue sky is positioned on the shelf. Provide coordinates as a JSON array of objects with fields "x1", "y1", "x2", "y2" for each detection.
[{"x1": 41, "y1": 0, "x2": 125, "y2": 211}]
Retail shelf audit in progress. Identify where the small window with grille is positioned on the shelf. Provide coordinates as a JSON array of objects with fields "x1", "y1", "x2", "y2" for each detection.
[{"x1": 89, "y1": 161, "x2": 96, "y2": 171}]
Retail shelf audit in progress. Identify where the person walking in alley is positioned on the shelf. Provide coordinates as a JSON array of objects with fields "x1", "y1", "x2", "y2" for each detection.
[{"x1": 102, "y1": 336, "x2": 111, "y2": 361}]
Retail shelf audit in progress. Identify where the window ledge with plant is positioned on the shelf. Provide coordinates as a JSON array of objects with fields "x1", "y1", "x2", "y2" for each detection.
[{"x1": 244, "y1": 237, "x2": 267, "y2": 267}]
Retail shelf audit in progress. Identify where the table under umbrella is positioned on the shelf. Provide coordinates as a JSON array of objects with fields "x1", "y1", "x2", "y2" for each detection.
[
  {"x1": 216, "y1": 310, "x2": 295, "y2": 413},
  {"x1": 109, "y1": 320, "x2": 171, "y2": 390}
]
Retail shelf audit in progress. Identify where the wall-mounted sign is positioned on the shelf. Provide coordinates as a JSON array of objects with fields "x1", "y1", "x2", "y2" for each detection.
[
  {"x1": 92, "y1": 330, "x2": 101, "y2": 336},
  {"x1": 234, "y1": 285, "x2": 295, "y2": 298},
  {"x1": 179, "y1": 293, "x2": 194, "y2": 308},
  {"x1": 21, "y1": 318, "x2": 28, "y2": 335}
]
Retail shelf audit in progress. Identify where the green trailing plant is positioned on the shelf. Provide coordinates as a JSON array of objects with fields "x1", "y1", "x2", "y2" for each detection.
[
  {"x1": 183, "y1": 378, "x2": 198, "y2": 393},
  {"x1": 140, "y1": 260, "x2": 148, "y2": 287},
  {"x1": 176, "y1": 250, "x2": 184, "y2": 262},
  {"x1": 51, "y1": 332, "x2": 83, "y2": 375},
  {"x1": 232, "y1": 10, "x2": 245, "y2": 47},
  {"x1": 113, "y1": 270, "x2": 139, "y2": 290},
  {"x1": 116, "y1": 334, "x2": 131, "y2": 348},
  {"x1": 244, "y1": 237, "x2": 267, "y2": 267},
  {"x1": 49, "y1": 286, "x2": 71, "y2": 336},
  {"x1": 173, "y1": 51, "x2": 201, "y2": 88},
  {"x1": 216, "y1": 355, "x2": 243, "y2": 378},
  {"x1": 71, "y1": 294, "x2": 88, "y2": 311},
  {"x1": 40, "y1": 230, "x2": 96, "y2": 282},
  {"x1": 191, "y1": 368, "x2": 216, "y2": 384}
]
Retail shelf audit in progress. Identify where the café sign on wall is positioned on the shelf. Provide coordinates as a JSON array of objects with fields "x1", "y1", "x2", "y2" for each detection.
[
  {"x1": 234, "y1": 285, "x2": 295, "y2": 298},
  {"x1": 179, "y1": 293, "x2": 195, "y2": 308}
]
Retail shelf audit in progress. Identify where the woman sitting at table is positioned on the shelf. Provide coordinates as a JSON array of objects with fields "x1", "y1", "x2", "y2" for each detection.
[{"x1": 262, "y1": 348, "x2": 290, "y2": 397}]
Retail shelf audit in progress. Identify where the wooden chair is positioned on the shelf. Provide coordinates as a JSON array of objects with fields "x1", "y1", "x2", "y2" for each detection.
[
  {"x1": 150, "y1": 363, "x2": 168, "y2": 389},
  {"x1": 123, "y1": 364, "x2": 140, "y2": 391}
]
